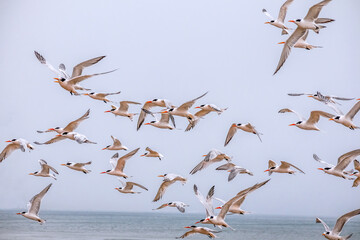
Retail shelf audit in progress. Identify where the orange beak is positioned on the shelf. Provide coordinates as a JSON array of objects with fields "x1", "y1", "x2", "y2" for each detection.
[
  {"x1": 5, "y1": 140, "x2": 12, "y2": 142},
  {"x1": 29, "y1": 173, "x2": 34, "y2": 175},
  {"x1": 16, "y1": 212, "x2": 21, "y2": 215},
  {"x1": 48, "y1": 128, "x2": 55, "y2": 131},
  {"x1": 308, "y1": 96, "x2": 314, "y2": 98},
  {"x1": 83, "y1": 93, "x2": 89, "y2": 96},
  {"x1": 195, "y1": 106, "x2": 201, "y2": 109},
  {"x1": 227, "y1": 170, "x2": 231, "y2": 172},
  {"x1": 264, "y1": 22, "x2": 270, "y2": 24},
  {"x1": 60, "y1": 164, "x2": 66, "y2": 166},
  {"x1": 100, "y1": 172, "x2": 106, "y2": 174},
  {"x1": 318, "y1": 168, "x2": 324, "y2": 171},
  {"x1": 329, "y1": 118, "x2": 334, "y2": 121},
  {"x1": 114, "y1": 188, "x2": 118, "y2": 190},
  {"x1": 53, "y1": 78, "x2": 59, "y2": 83},
  {"x1": 140, "y1": 155, "x2": 145, "y2": 157},
  {"x1": 158, "y1": 175, "x2": 164, "y2": 177},
  {"x1": 161, "y1": 110, "x2": 168, "y2": 113},
  {"x1": 102, "y1": 147, "x2": 107, "y2": 150},
  {"x1": 56, "y1": 134, "x2": 62, "y2": 137},
  {"x1": 104, "y1": 110, "x2": 111, "y2": 113},
  {"x1": 289, "y1": 124, "x2": 296, "y2": 126},
  {"x1": 357, "y1": 98, "x2": 360, "y2": 101},
  {"x1": 184, "y1": 226, "x2": 191, "y2": 228},
  {"x1": 144, "y1": 123, "x2": 150, "y2": 125},
  {"x1": 146, "y1": 101, "x2": 152, "y2": 103},
  {"x1": 264, "y1": 169, "x2": 270, "y2": 172},
  {"x1": 277, "y1": 42, "x2": 285, "y2": 44},
  {"x1": 202, "y1": 155, "x2": 207, "y2": 157},
  {"x1": 215, "y1": 207, "x2": 222, "y2": 209},
  {"x1": 289, "y1": 20, "x2": 295, "y2": 23},
  {"x1": 194, "y1": 221, "x2": 200, "y2": 224}
]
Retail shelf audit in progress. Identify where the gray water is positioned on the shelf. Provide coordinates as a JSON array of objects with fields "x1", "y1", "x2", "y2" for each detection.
[{"x1": 1, "y1": 210, "x2": 359, "y2": 240}]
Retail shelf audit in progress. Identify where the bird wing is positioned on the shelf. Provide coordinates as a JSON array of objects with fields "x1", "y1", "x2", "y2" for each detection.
[
  {"x1": 316, "y1": 218, "x2": 331, "y2": 232},
  {"x1": 304, "y1": 0, "x2": 332, "y2": 22},
  {"x1": 71, "y1": 56, "x2": 105, "y2": 77},
  {"x1": 175, "y1": 203, "x2": 186, "y2": 213},
  {"x1": 34, "y1": 135, "x2": 66, "y2": 145},
  {"x1": 58, "y1": 63, "x2": 70, "y2": 78},
  {"x1": 193, "y1": 184, "x2": 215, "y2": 217},
  {"x1": 190, "y1": 160, "x2": 210, "y2": 175},
  {"x1": 268, "y1": 160, "x2": 277, "y2": 168},
  {"x1": 245, "y1": 123, "x2": 262, "y2": 142},
  {"x1": 34, "y1": 51, "x2": 62, "y2": 77},
  {"x1": 315, "y1": 18, "x2": 335, "y2": 24},
  {"x1": 115, "y1": 148, "x2": 140, "y2": 172},
  {"x1": 73, "y1": 161, "x2": 91, "y2": 167},
  {"x1": 153, "y1": 203, "x2": 169, "y2": 210},
  {"x1": 68, "y1": 69, "x2": 117, "y2": 85},
  {"x1": 331, "y1": 96, "x2": 354, "y2": 101},
  {"x1": 153, "y1": 180, "x2": 173, "y2": 202},
  {"x1": 216, "y1": 162, "x2": 236, "y2": 171},
  {"x1": 145, "y1": 147, "x2": 157, "y2": 154},
  {"x1": 0, "y1": 143, "x2": 20, "y2": 162},
  {"x1": 120, "y1": 101, "x2": 140, "y2": 111},
  {"x1": 224, "y1": 124, "x2": 237, "y2": 146},
  {"x1": 332, "y1": 209, "x2": 360, "y2": 235},
  {"x1": 300, "y1": 29, "x2": 309, "y2": 41},
  {"x1": 273, "y1": 27, "x2": 307, "y2": 75},
  {"x1": 287, "y1": 93, "x2": 312, "y2": 96},
  {"x1": 109, "y1": 153, "x2": 119, "y2": 169},
  {"x1": 159, "y1": 113, "x2": 170, "y2": 123},
  {"x1": 228, "y1": 168, "x2": 242, "y2": 181},
  {"x1": 64, "y1": 109, "x2": 90, "y2": 132},
  {"x1": 338, "y1": 149, "x2": 360, "y2": 164},
  {"x1": 280, "y1": 161, "x2": 305, "y2": 174},
  {"x1": 278, "y1": 0, "x2": 294, "y2": 23},
  {"x1": 278, "y1": 108, "x2": 305, "y2": 121},
  {"x1": 354, "y1": 160, "x2": 360, "y2": 171},
  {"x1": 126, "y1": 182, "x2": 148, "y2": 191},
  {"x1": 117, "y1": 178, "x2": 126, "y2": 188},
  {"x1": 177, "y1": 92, "x2": 208, "y2": 111},
  {"x1": 137, "y1": 105, "x2": 151, "y2": 130},
  {"x1": 309, "y1": 111, "x2": 334, "y2": 125},
  {"x1": 194, "y1": 109, "x2": 211, "y2": 118},
  {"x1": 28, "y1": 183, "x2": 52, "y2": 216},
  {"x1": 177, "y1": 230, "x2": 196, "y2": 239},
  {"x1": 232, "y1": 196, "x2": 247, "y2": 208},
  {"x1": 345, "y1": 101, "x2": 360, "y2": 120},
  {"x1": 313, "y1": 154, "x2": 334, "y2": 168},
  {"x1": 111, "y1": 135, "x2": 122, "y2": 147},
  {"x1": 262, "y1": 9, "x2": 274, "y2": 20},
  {"x1": 39, "y1": 159, "x2": 59, "y2": 175}
]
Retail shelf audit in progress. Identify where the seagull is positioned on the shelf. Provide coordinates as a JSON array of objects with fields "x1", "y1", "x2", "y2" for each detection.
[
  {"x1": 278, "y1": 108, "x2": 333, "y2": 131},
  {"x1": 316, "y1": 209, "x2": 360, "y2": 240},
  {"x1": 153, "y1": 173, "x2": 187, "y2": 202},
  {"x1": 137, "y1": 98, "x2": 173, "y2": 130},
  {"x1": 273, "y1": 0, "x2": 334, "y2": 75},
  {"x1": 350, "y1": 160, "x2": 360, "y2": 187},
  {"x1": 35, "y1": 109, "x2": 90, "y2": 145},
  {"x1": 0, "y1": 138, "x2": 34, "y2": 163},
  {"x1": 140, "y1": 147, "x2": 164, "y2": 160},
  {"x1": 201, "y1": 180, "x2": 270, "y2": 230},
  {"x1": 176, "y1": 226, "x2": 221, "y2": 239},
  {"x1": 34, "y1": 51, "x2": 116, "y2": 95},
  {"x1": 162, "y1": 92, "x2": 208, "y2": 122},
  {"x1": 153, "y1": 201, "x2": 189, "y2": 213},
  {"x1": 61, "y1": 161, "x2": 92, "y2": 174},
  {"x1": 104, "y1": 101, "x2": 141, "y2": 121},
  {"x1": 29, "y1": 159, "x2": 59, "y2": 180},
  {"x1": 102, "y1": 136, "x2": 128, "y2": 151},
  {"x1": 185, "y1": 104, "x2": 227, "y2": 131},
  {"x1": 115, "y1": 178, "x2": 148, "y2": 194},
  {"x1": 263, "y1": 0, "x2": 294, "y2": 35},
  {"x1": 16, "y1": 183, "x2": 52, "y2": 224},
  {"x1": 57, "y1": 132, "x2": 97, "y2": 144},
  {"x1": 190, "y1": 149, "x2": 231, "y2": 175},
  {"x1": 314, "y1": 149, "x2": 360, "y2": 179},
  {"x1": 264, "y1": 160, "x2": 305, "y2": 175},
  {"x1": 144, "y1": 112, "x2": 176, "y2": 130},
  {"x1": 328, "y1": 101, "x2": 360, "y2": 130},
  {"x1": 100, "y1": 148, "x2": 140, "y2": 178},
  {"x1": 278, "y1": 30, "x2": 322, "y2": 50},
  {"x1": 216, "y1": 162, "x2": 254, "y2": 182},
  {"x1": 224, "y1": 123, "x2": 262, "y2": 146},
  {"x1": 288, "y1": 92, "x2": 355, "y2": 105},
  {"x1": 193, "y1": 185, "x2": 216, "y2": 226},
  {"x1": 83, "y1": 91, "x2": 121, "y2": 103}
]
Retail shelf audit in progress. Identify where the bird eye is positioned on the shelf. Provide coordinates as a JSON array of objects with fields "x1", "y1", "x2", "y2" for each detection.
[
  {"x1": 151, "y1": 121, "x2": 155, "y2": 123},
  {"x1": 200, "y1": 105, "x2": 204, "y2": 107},
  {"x1": 237, "y1": 123, "x2": 241, "y2": 126},
  {"x1": 296, "y1": 121, "x2": 302, "y2": 124},
  {"x1": 164, "y1": 174, "x2": 167, "y2": 176},
  {"x1": 55, "y1": 127, "x2": 60, "y2": 129},
  {"x1": 270, "y1": 20, "x2": 274, "y2": 23},
  {"x1": 335, "y1": 116, "x2": 340, "y2": 120},
  {"x1": 296, "y1": 19, "x2": 301, "y2": 22},
  {"x1": 66, "y1": 163, "x2": 70, "y2": 165},
  {"x1": 169, "y1": 202, "x2": 172, "y2": 204},
  {"x1": 153, "y1": 99, "x2": 158, "y2": 101}
]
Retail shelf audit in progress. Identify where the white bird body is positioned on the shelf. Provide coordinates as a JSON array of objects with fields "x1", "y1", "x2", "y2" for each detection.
[
  {"x1": 105, "y1": 101, "x2": 141, "y2": 120},
  {"x1": 62, "y1": 161, "x2": 91, "y2": 174},
  {"x1": 145, "y1": 113, "x2": 175, "y2": 130},
  {"x1": 328, "y1": 101, "x2": 360, "y2": 130},
  {"x1": 0, "y1": 138, "x2": 34, "y2": 163},
  {"x1": 265, "y1": 160, "x2": 305, "y2": 175},
  {"x1": 58, "y1": 132, "x2": 97, "y2": 144},
  {"x1": 263, "y1": 0, "x2": 294, "y2": 35}
]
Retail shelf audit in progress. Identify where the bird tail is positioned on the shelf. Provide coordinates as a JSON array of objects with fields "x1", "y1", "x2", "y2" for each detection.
[
  {"x1": 314, "y1": 25, "x2": 326, "y2": 34},
  {"x1": 217, "y1": 108, "x2": 228, "y2": 115},
  {"x1": 85, "y1": 140, "x2": 97, "y2": 144},
  {"x1": 344, "y1": 233, "x2": 353, "y2": 240}
]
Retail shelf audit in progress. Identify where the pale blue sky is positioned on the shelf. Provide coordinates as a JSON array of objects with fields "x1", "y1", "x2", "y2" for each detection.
[{"x1": 0, "y1": 0, "x2": 359, "y2": 218}]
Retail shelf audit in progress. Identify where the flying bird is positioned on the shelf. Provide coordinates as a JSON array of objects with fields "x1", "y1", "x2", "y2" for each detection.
[
  {"x1": 216, "y1": 162, "x2": 254, "y2": 182},
  {"x1": 141, "y1": 147, "x2": 164, "y2": 160},
  {"x1": 61, "y1": 161, "x2": 92, "y2": 174},
  {"x1": 34, "y1": 51, "x2": 116, "y2": 95},
  {"x1": 29, "y1": 159, "x2": 59, "y2": 180},
  {"x1": 115, "y1": 178, "x2": 148, "y2": 194},
  {"x1": 224, "y1": 123, "x2": 262, "y2": 146},
  {"x1": 57, "y1": 132, "x2": 97, "y2": 144},
  {"x1": 350, "y1": 160, "x2": 360, "y2": 187},
  {"x1": 288, "y1": 92, "x2": 355, "y2": 105},
  {"x1": 104, "y1": 101, "x2": 141, "y2": 121},
  {"x1": 153, "y1": 201, "x2": 189, "y2": 213},
  {"x1": 314, "y1": 149, "x2": 360, "y2": 179},
  {"x1": 0, "y1": 138, "x2": 34, "y2": 163},
  {"x1": 16, "y1": 183, "x2": 52, "y2": 224},
  {"x1": 278, "y1": 108, "x2": 333, "y2": 131},
  {"x1": 185, "y1": 104, "x2": 227, "y2": 131},
  {"x1": 83, "y1": 91, "x2": 121, "y2": 103},
  {"x1": 153, "y1": 174, "x2": 187, "y2": 202},
  {"x1": 100, "y1": 148, "x2": 140, "y2": 178},
  {"x1": 278, "y1": 30, "x2": 322, "y2": 50},
  {"x1": 273, "y1": 0, "x2": 334, "y2": 75},
  {"x1": 176, "y1": 226, "x2": 221, "y2": 239},
  {"x1": 35, "y1": 109, "x2": 90, "y2": 145},
  {"x1": 144, "y1": 112, "x2": 176, "y2": 130},
  {"x1": 328, "y1": 101, "x2": 360, "y2": 130},
  {"x1": 263, "y1": 0, "x2": 294, "y2": 35},
  {"x1": 102, "y1": 135, "x2": 128, "y2": 151},
  {"x1": 193, "y1": 185, "x2": 216, "y2": 226},
  {"x1": 190, "y1": 149, "x2": 231, "y2": 175},
  {"x1": 264, "y1": 160, "x2": 305, "y2": 175},
  {"x1": 137, "y1": 98, "x2": 173, "y2": 130},
  {"x1": 316, "y1": 209, "x2": 360, "y2": 240}
]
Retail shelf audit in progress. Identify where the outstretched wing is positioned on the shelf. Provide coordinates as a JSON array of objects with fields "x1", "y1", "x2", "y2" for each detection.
[
  {"x1": 64, "y1": 109, "x2": 90, "y2": 132},
  {"x1": 71, "y1": 56, "x2": 105, "y2": 77}
]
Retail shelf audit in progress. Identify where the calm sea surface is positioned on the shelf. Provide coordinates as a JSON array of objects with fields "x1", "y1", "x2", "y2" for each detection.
[{"x1": 0, "y1": 210, "x2": 359, "y2": 240}]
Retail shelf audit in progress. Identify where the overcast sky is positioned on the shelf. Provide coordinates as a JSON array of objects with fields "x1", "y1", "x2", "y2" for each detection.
[{"x1": 0, "y1": 0, "x2": 359, "y2": 218}]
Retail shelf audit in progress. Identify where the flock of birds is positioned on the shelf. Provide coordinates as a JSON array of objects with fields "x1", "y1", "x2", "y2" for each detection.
[{"x1": 2, "y1": 0, "x2": 359, "y2": 239}]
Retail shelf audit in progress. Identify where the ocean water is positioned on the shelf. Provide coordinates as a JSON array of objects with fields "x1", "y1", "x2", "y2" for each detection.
[{"x1": 1, "y1": 211, "x2": 360, "y2": 240}]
